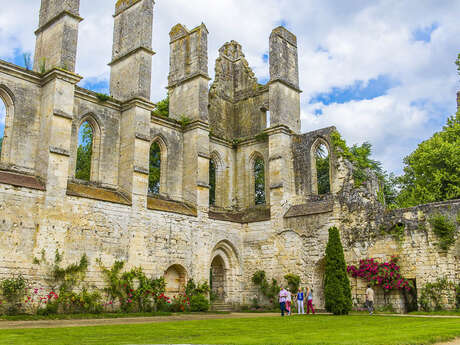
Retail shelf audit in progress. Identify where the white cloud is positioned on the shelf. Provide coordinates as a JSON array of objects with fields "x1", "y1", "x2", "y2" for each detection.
[{"x1": 0, "y1": 0, "x2": 459, "y2": 174}]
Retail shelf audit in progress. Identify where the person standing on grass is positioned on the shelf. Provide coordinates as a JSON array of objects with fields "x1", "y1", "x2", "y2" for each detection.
[
  {"x1": 279, "y1": 286, "x2": 288, "y2": 316},
  {"x1": 306, "y1": 286, "x2": 315, "y2": 314},
  {"x1": 296, "y1": 288, "x2": 305, "y2": 314},
  {"x1": 366, "y1": 284, "x2": 374, "y2": 315},
  {"x1": 286, "y1": 289, "x2": 292, "y2": 315}
]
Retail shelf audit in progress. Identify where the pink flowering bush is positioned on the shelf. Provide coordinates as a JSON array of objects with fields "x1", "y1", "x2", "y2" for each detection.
[{"x1": 347, "y1": 256, "x2": 413, "y2": 292}]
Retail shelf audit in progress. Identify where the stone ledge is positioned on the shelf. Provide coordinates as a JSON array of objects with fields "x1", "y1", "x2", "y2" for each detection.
[
  {"x1": 66, "y1": 182, "x2": 131, "y2": 206},
  {"x1": 284, "y1": 200, "x2": 333, "y2": 218},
  {"x1": 209, "y1": 206, "x2": 271, "y2": 223},
  {"x1": 147, "y1": 196, "x2": 197, "y2": 217},
  {"x1": 0, "y1": 170, "x2": 45, "y2": 191}
]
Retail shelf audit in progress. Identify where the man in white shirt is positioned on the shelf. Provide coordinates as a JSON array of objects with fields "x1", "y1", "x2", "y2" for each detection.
[
  {"x1": 366, "y1": 284, "x2": 374, "y2": 315},
  {"x1": 279, "y1": 286, "x2": 288, "y2": 316}
]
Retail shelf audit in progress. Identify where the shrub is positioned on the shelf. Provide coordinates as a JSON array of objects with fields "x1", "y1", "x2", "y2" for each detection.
[
  {"x1": 324, "y1": 227, "x2": 352, "y2": 315},
  {"x1": 419, "y1": 278, "x2": 454, "y2": 312},
  {"x1": 185, "y1": 279, "x2": 210, "y2": 297},
  {"x1": 190, "y1": 294, "x2": 209, "y2": 312},
  {"x1": 429, "y1": 214, "x2": 456, "y2": 250},
  {"x1": 0, "y1": 275, "x2": 27, "y2": 315},
  {"x1": 284, "y1": 274, "x2": 300, "y2": 293},
  {"x1": 169, "y1": 294, "x2": 190, "y2": 312},
  {"x1": 95, "y1": 93, "x2": 110, "y2": 102},
  {"x1": 251, "y1": 270, "x2": 280, "y2": 307}
]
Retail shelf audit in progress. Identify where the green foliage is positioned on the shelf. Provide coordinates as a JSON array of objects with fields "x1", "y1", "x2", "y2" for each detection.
[
  {"x1": 395, "y1": 111, "x2": 460, "y2": 207},
  {"x1": 419, "y1": 278, "x2": 455, "y2": 312},
  {"x1": 254, "y1": 157, "x2": 266, "y2": 205},
  {"x1": 456, "y1": 53, "x2": 460, "y2": 75},
  {"x1": 0, "y1": 137, "x2": 3, "y2": 156},
  {"x1": 185, "y1": 279, "x2": 210, "y2": 297},
  {"x1": 255, "y1": 132, "x2": 268, "y2": 142},
  {"x1": 75, "y1": 122, "x2": 93, "y2": 181},
  {"x1": 331, "y1": 131, "x2": 390, "y2": 195},
  {"x1": 148, "y1": 141, "x2": 161, "y2": 194},
  {"x1": 95, "y1": 93, "x2": 110, "y2": 102},
  {"x1": 284, "y1": 274, "x2": 300, "y2": 292},
  {"x1": 177, "y1": 115, "x2": 192, "y2": 129},
  {"x1": 457, "y1": 210, "x2": 460, "y2": 225},
  {"x1": 151, "y1": 95, "x2": 169, "y2": 118},
  {"x1": 456, "y1": 283, "x2": 460, "y2": 309},
  {"x1": 190, "y1": 294, "x2": 210, "y2": 312},
  {"x1": 251, "y1": 271, "x2": 280, "y2": 306},
  {"x1": 428, "y1": 214, "x2": 456, "y2": 250},
  {"x1": 0, "y1": 275, "x2": 27, "y2": 314},
  {"x1": 98, "y1": 260, "x2": 166, "y2": 313},
  {"x1": 380, "y1": 223, "x2": 405, "y2": 242},
  {"x1": 324, "y1": 227, "x2": 352, "y2": 315},
  {"x1": 51, "y1": 251, "x2": 88, "y2": 292},
  {"x1": 39, "y1": 58, "x2": 46, "y2": 74},
  {"x1": 209, "y1": 159, "x2": 216, "y2": 205}
]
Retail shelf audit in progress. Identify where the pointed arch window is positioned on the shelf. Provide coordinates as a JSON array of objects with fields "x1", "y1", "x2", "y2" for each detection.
[
  {"x1": 209, "y1": 158, "x2": 216, "y2": 206},
  {"x1": 254, "y1": 156, "x2": 266, "y2": 205},
  {"x1": 148, "y1": 141, "x2": 162, "y2": 195},
  {"x1": 313, "y1": 141, "x2": 330, "y2": 195},
  {"x1": 0, "y1": 97, "x2": 5, "y2": 157},
  {"x1": 75, "y1": 121, "x2": 94, "y2": 181}
]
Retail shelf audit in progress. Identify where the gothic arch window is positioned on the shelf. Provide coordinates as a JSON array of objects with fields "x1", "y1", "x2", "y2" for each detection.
[
  {"x1": 0, "y1": 86, "x2": 14, "y2": 164},
  {"x1": 311, "y1": 138, "x2": 331, "y2": 195},
  {"x1": 253, "y1": 155, "x2": 266, "y2": 205},
  {"x1": 149, "y1": 136, "x2": 167, "y2": 196},
  {"x1": 73, "y1": 115, "x2": 101, "y2": 182},
  {"x1": 209, "y1": 158, "x2": 216, "y2": 206}
]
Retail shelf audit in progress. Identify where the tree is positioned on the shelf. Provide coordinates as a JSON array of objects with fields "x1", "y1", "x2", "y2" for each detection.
[
  {"x1": 395, "y1": 111, "x2": 460, "y2": 207},
  {"x1": 152, "y1": 95, "x2": 169, "y2": 118},
  {"x1": 324, "y1": 227, "x2": 352, "y2": 315},
  {"x1": 456, "y1": 53, "x2": 460, "y2": 75},
  {"x1": 316, "y1": 144, "x2": 330, "y2": 194},
  {"x1": 75, "y1": 122, "x2": 93, "y2": 181},
  {"x1": 254, "y1": 157, "x2": 266, "y2": 205},
  {"x1": 148, "y1": 142, "x2": 161, "y2": 194}
]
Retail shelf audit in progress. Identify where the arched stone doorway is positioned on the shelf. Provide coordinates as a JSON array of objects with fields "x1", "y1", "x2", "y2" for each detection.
[
  {"x1": 210, "y1": 255, "x2": 226, "y2": 301},
  {"x1": 210, "y1": 240, "x2": 241, "y2": 303},
  {"x1": 164, "y1": 264, "x2": 187, "y2": 296}
]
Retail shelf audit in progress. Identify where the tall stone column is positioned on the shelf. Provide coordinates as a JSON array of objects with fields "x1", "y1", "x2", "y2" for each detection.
[
  {"x1": 109, "y1": 0, "x2": 155, "y2": 102},
  {"x1": 268, "y1": 26, "x2": 301, "y2": 134},
  {"x1": 33, "y1": 0, "x2": 82, "y2": 73},
  {"x1": 268, "y1": 27, "x2": 300, "y2": 224},
  {"x1": 109, "y1": 0, "x2": 156, "y2": 206},
  {"x1": 168, "y1": 24, "x2": 211, "y2": 208}
]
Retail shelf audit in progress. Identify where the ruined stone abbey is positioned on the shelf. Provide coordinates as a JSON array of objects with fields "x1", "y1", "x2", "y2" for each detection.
[{"x1": 0, "y1": 0, "x2": 458, "y2": 311}]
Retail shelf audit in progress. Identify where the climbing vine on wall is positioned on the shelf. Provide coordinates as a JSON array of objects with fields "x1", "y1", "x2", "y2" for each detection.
[{"x1": 428, "y1": 214, "x2": 457, "y2": 250}]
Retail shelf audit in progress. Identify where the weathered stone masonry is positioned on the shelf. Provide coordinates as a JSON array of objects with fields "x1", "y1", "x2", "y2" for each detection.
[{"x1": 0, "y1": 0, "x2": 458, "y2": 310}]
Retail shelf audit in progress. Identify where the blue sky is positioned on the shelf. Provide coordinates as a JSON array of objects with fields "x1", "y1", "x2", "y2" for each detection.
[{"x1": 0, "y1": 0, "x2": 459, "y2": 174}]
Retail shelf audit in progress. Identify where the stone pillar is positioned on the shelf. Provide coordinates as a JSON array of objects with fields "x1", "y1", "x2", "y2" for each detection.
[
  {"x1": 269, "y1": 26, "x2": 301, "y2": 134},
  {"x1": 268, "y1": 126, "x2": 294, "y2": 227},
  {"x1": 109, "y1": 0, "x2": 155, "y2": 102},
  {"x1": 118, "y1": 99, "x2": 154, "y2": 208},
  {"x1": 33, "y1": 0, "x2": 82, "y2": 73},
  {"x1": 36, "y1": 69, "x2": 82, "y2": 204},
  {"x1": 167, "y1": 23, "x2": 211, "y2": 208},
  {"x1": 168, "y1": 23, "x2": 210, "y2": 122}
]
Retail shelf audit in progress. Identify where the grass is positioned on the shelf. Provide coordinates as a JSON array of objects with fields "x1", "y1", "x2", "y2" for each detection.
[
  {"x1": 0, "y1": 311, "x2": 171, "y2": 321},
  {"x1": 0, "y1": 314, "x2": 459, "y2": 345},
  {"x1": 409, "y1": 310, "x2": 460, "y2": 316}
]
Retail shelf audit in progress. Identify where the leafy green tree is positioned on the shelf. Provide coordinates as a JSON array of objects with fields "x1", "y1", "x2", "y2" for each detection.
[
  {"x1": 0, "y1": 137, "x2": 3, "y2": 155},
  {"x1": 148, "y1": 142, "x2": 161, "y2": 194},
  {"x1": 456, "y1": 53, "x2": 460, "y2": 75},
  {"x1": 324, "y1": 226, "x2": 352, "y2": 315},
  {"x1": 254, "y1": 157, "x2": 266, "y2": 205},
  {"x1": 75, "y1": 122, "x2": 93, "y2": 181},
  {"x1": 395, "y1": 111, "x2": 460, "y2": 207},
  {"x1": 152, "y1": 95, "x2": 169, "y2": 118}
]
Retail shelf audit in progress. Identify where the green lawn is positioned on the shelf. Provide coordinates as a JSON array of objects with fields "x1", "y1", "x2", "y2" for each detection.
[{"x1": 0, "y1": 315, "x2": 459, "y2": 345}]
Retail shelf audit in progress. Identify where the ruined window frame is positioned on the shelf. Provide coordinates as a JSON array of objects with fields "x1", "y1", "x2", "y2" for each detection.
[
  {"x1": 148, "y1": 135, "x2": 168, "y2": 197},
  {"x1": 0, "y1": 86, "x2": 15, "y2": 165},
  {"x1": 253, "y1": 155, "x2": 266, "y2": 205},
  {"x1": 72, "y1": 114, "x2": 102, "y2": 183},
  {"x1": 311, "y1": 137, "x2": 332, "y2": 195}
]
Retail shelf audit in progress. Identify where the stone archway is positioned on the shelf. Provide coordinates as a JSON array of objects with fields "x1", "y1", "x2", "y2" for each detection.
[
  {"x1": 210, "y1": 240, "x2": 241, "y2": 304},
  {"x1": 210, "y1": 255, "x2": 226, "y2": 301},
  {"x1": 164, "y1": 264, "x2": 187, "y2": 296}
]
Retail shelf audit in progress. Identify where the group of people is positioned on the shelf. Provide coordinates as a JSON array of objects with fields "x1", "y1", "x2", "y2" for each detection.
[{"x1": 278, "y1": 286, "x2": 315, "y2": 316}]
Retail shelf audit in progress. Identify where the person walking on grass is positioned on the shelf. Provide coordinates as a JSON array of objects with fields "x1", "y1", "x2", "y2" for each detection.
[
  {"x1": 296, "y1": 288, "x2": 305, "y2": 314},
  {"x1": 286, "y1": 288, "x2": 292, "y2": 315},
  {"x1": 279, "y1": 286, "x2": 288, "y2": 316},
  {"x1": 306, "y1": 286, "x2": 315, "y2": 314},
  {"x1": 366, "y1": 284, "x2": 374, "y2": 315}
]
